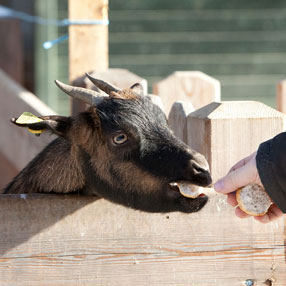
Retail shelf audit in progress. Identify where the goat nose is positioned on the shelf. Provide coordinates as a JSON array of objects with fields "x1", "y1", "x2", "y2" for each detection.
[
  {"x1": 190, "y1": 156, "x2": 212, "y2": 186},
  {"x1": 192, "y1": 161, "x2": 210, "y2": 175}
]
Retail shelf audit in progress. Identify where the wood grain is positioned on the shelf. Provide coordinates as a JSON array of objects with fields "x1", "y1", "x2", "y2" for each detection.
[
  {"x1": 0, "y1": 193, "x2": 284, "y2": 285},
  {"x1": 277, "y1": 80, "x2": 286, "y2": 113},
  {"x1": 69, "y1": 0, "x2": 109, "y2": 114},
  {"x1": 153, "y1": 71, "x2": 221, "y2": 116},
  {"x1": 168, "y1": 101, "x2": 194, "y2": 143},
  {"x1": 187, "y1": 101, "x2": 286, "y2": 182}
]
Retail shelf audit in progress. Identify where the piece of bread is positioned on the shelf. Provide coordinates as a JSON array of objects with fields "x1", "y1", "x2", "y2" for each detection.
[
  {"x1": 170, "y1": 182, "x2": 203, "y2": 198},
  {"x1": 236, "y1": 184, "x2": 272, "y2": 216}
]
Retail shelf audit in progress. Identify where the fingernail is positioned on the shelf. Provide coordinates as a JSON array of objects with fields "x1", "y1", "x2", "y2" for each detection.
[{"x1": 214, "y1": 180, "x2": 224, "y2": 192}]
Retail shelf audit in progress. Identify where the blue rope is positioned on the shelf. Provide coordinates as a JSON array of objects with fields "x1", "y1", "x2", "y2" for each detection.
[
  {"x1": 0, "y1": 5, "x2": 109, "y2": 49},
  {"x1": 0, "y1": 5, "x2": 109, "y2": 26},
  {"x1": 43, "y1": 34, "x2": 69, "y2": 49}
]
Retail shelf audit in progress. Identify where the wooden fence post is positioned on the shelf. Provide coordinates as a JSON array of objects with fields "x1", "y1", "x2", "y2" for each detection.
[
  {"x1": 277, "y1": 79, "x2": 286, "y2": 113},
  {"x1": 68, "y1": 0, "x2": 109, "y2": 114},
  {"x1": 168, "y1": 101, "x2": 194, "y2": 143},
  {"x1": 153, "y1": 71, "x2": 221, "y2": 116},
  {"x1": 187, "y1": 101, "x2": 285, "y2": 182}
]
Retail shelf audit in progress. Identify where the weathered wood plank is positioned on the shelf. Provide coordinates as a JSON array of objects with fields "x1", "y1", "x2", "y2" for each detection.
[{"x1": 0, "y1": 194, "x2": 285, "y2": 285}]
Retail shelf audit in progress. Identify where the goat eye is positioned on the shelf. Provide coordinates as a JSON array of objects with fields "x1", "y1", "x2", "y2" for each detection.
[{"x1": 113, "y1": 133, "x2": 128, "y2": 145}]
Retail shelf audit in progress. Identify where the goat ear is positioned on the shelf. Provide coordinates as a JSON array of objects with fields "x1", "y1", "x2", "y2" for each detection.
[
  {"x1": 130, "y1": 83, "x2": 144, "y2": 96},
  {"x1": 11, "y1": 115, "x2": 72, "y2": 137}
]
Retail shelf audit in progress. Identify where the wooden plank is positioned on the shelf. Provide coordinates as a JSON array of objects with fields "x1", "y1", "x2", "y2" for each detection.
[
  {"x1": 69, "y1": 0, "x2": 109, "y2": 114},
  {"x1": 187, "y1": 101, "x2": 286, "y2": 182},
  {"x1": 0, "y1": 194, "x2": 285, "y2": 285},
  {"x1": 168, "y1": 101, "x2": 194, "y2": 143},
  {"x1": 0, "y1": 69, "x2": 56, "y2": 185},
  {"x1": 153, "y1": 71, "x2": 221, "y2": 116},
  {"x1": 277, "y1": 80, "x2": 286, "y2": 113}
]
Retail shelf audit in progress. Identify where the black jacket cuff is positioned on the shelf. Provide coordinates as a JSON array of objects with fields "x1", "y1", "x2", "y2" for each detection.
[{"x1": 256, "y1": 133, "x2": 286, "y2": 213}]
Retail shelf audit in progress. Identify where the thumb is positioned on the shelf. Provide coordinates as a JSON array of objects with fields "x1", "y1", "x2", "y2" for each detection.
[{"x1": 214, "y1": 162, "x2": 256, "y2": 194}]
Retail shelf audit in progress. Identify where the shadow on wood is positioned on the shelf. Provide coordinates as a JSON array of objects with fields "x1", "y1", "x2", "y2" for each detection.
[
  {"x1": 0, "y1": 194, "x2": 98, "y2": 257},
  {"x1": 0, "y1": 192, "x2": 285, "y2": 285}
]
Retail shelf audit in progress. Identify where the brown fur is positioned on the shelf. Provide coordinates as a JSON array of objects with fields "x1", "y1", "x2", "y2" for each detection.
[
  {"x1": 91, "y1": 147, "x2": 163, "y2": 195},
  {"x1": 110, "y1": 89, "x2": 138, "y2": 100},
  {"x1": 6, "y1": 139, "x2": 85, "y2": 194},
  {"x1": 4, "y1": 79, "x2": 212, "y2": 213}
]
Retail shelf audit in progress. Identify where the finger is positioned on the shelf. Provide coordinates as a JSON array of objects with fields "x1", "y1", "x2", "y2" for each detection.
[
  {"x1": 254, "y1": 205, "x2": 283, "y2": 223},
  {"x1": 235, "y1": 207, "x2": 251, "y2": 218},
  {"x1": 254, "y1": 214, "x2": 270, "y2": 223},
  {"x1": 269, "y1": 204, "x2": 283, "y2": 217},
  {"x1": 214, "y1": 163, "x2": 256, "y2": 194},
  {"x1": 265, "y1": 204, "x2": 283, "y2": 221},
  {"x1": 228, "y1": 152, "x2": 256, "y2": 174},
  {"x1": 227, "y1": 192, "x2": 238, "y2": 207}
]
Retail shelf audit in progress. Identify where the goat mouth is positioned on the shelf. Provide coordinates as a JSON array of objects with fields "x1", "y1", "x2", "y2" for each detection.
[{"x1": 169, "y1": 181, "x2": 206, "y2": 199}]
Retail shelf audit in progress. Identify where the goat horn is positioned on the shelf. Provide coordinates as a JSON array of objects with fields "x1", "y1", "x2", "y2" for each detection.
[
  {"x1": 55, "y1": 80, "x2": 106, "y2": 106},
  {"x1": 86, "y1": 73, "x2": 120, "y2": 95}
]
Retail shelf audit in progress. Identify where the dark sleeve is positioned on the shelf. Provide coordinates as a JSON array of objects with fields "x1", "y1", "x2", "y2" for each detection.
[{"x1": 256, "y1": 132, "x2": 286, "y2": 213}]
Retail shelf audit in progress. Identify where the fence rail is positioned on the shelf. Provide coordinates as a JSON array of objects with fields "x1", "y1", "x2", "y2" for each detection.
[{"x1": 0, "y1": 68, "x2": 285, "y2": 285}]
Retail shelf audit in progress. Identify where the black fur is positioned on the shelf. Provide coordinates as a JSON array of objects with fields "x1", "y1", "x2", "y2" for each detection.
[{"x1": 5, "y1": 85, "x2": 212, "y2": 213}]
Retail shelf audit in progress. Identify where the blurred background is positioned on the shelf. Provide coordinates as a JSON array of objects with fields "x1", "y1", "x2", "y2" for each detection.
[{"x1": 1, "y1": 0, "x2": 286, "y2": 115}]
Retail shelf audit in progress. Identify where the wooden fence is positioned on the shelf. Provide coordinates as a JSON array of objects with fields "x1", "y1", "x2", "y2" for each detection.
[
  {"x1": 1, "y1": 0, "x2": 286, "y2": 284},
  {"x1": 0, "y1": 67, "x2": 286, "y2": 285}
]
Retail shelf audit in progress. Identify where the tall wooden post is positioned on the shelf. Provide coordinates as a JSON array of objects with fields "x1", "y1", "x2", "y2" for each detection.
[
  {"x1": 68, "y1": 0, "x2": 109, "y2": 114},
  {"x1": 168, "y1": 101, "x2": 194, "y2": 143},
  {"x1": 187, "y1": 101, "x2": 285, "y2": 182},
  {"x1": 277, "y1": 79, "x2": 286, "y2": 113}
]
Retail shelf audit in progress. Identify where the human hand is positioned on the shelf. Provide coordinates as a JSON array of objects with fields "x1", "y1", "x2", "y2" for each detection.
[{"x1": 214, "y1": 152, "x2": 283, "y2": 223}]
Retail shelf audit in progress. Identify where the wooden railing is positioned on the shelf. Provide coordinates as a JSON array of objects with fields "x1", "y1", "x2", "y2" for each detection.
[{"x1": 0, "y1": 67, "x2": 285, "y2": 285}]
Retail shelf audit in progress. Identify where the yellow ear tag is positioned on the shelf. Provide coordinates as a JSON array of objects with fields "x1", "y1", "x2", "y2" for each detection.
[
  {"x1": 15, "y1": 112, "x2": 45, "y2": 135},
  {"x1": 27, "y1": 128, "x2": 45, "y2": 135}
]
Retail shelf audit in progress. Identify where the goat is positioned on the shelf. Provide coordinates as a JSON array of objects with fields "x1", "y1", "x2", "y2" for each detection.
[{"x1": 4, "y1": 74, "x2": 212, "y2": 213}]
